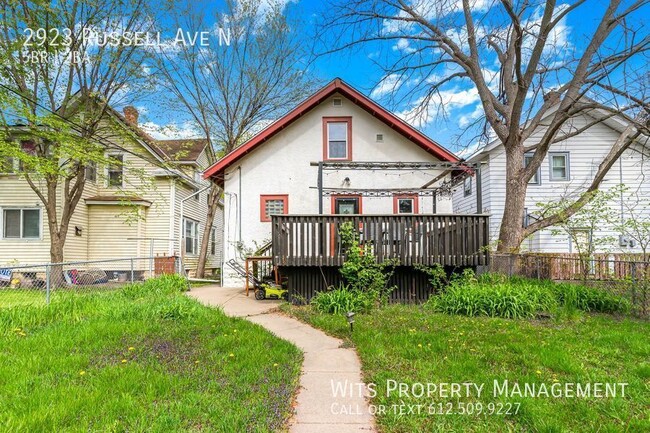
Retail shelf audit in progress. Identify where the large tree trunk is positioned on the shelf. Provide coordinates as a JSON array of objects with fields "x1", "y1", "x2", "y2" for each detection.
[
  {"x1": 497, "y1": 145, "x2": 528, "y2": 253},
  {"x1": 195, "y1": 184, "x2": 220, "y2": 278}
]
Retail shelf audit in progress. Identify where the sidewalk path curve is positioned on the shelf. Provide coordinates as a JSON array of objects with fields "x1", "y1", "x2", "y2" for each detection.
[{"x1": 188, "y1": 285, "x2": 376, "y2": 433}]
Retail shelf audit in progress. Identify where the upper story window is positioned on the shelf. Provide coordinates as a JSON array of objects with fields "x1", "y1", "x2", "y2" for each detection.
[
  {"x1": 85, "y1": 161, "x2": 97, "y2": 183},
  {"x1": 2, "y1": 208, "x2": 41, "y2": 239},
  {"x1": 464, "y1": 177, "x2": 472, "y2": 197},
  {"x1": 323, "y1": 117, "x2": 352, "y2": 161},
  {"x1": 524, "y1": 153, "x2": 541, "y2": 185},
  {"x1": 1, "y1": 141, "x2": 38, "y2": 173},
  {"x1": 393, "y1": 194, "x2": 418, "y2": 214},
  {"x1": 107, "y1": 154, "x2": 124, "y2": 187},
  {"x1": 549, "y1": 152, "x2": 570, "y2": 181},
  {"x1": 260, "y1": 194, "x2": 288, "y2": 222}
]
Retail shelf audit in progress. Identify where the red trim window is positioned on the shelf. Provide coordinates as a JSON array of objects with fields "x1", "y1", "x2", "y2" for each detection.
[
  {"x1": 260, "y1": 194, "x2": 288, "y2": 222},
  {"x1": 331, "y1": 195, "x2": 362, "y2": 214},
  {"x1": 393, "y1": 194, "x2": 419, "y2": 214},
  {"x1": 323, "y1": 117, "x2": 352, "y2": 161}
]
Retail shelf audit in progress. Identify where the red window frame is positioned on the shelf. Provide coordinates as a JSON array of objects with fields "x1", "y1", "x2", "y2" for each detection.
[
  {"x1": 393, "y1": 194, "x2": 419, "y2": 214},
  {"x1": 322, "y1": 117, "x2": 352, "y2": 161},
  {"x1": 260, "y1": 194, "x2": 288, "y2": 222},
  {"x1": 331, "y1": 194, "x2": 363, "y2": 214}
]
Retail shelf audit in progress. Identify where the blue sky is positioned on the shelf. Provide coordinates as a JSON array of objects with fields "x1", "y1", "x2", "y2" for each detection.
[{"x1": 140, "y1": 0, "x2": 646, "y2": 156}]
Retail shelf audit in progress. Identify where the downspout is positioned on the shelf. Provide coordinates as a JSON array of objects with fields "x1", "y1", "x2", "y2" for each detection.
[
  {"x1": 179, "y1": 184, "x2": 211, "y2": 273},
  {"x1": 238, "y1": 166, "x2": 242, "y2": 243},
  {"x1": 619, "y1": 157, "x2": 625, "y2": 245},
  {"x1": 169, "y1": 179, "x2": 176, "y2": 256}
]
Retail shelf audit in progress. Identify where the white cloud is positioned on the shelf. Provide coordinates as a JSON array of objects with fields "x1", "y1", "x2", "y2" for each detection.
[
  {"x1": 393, "y1": 38, "x2": 416, "y2": 54},
  {"x1": 370, "y1": 74, "x2": 403, "y2": 99},
  {"x1": 140, "y1": 121, "x2": 201, "y2": 140},
  {"x1": 458, "y1": 103, "x2": 484, "y2": 128},
  {"x1": 397, "y1": 86, "x2": 481, "y2": 128},
  {"x1": 383, "y1": 0, "x2": 492, "y2": 34}
]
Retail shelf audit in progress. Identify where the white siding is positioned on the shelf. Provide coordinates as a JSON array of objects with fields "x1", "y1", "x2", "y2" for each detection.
[
  {"x1": 453, "y1": 113, "x2": 650, "y2": 253},
  {"x1": 221, "y1": 92, "x2": 455, "y2": 286},
  {"x1": 1, "y1": 119, "x2": 224, "y2": 271}
]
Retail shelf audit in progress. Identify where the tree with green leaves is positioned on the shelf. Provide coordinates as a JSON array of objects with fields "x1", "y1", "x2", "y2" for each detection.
[{"x1": 0, "y1": 0, "x2": 162, "y2": 267}]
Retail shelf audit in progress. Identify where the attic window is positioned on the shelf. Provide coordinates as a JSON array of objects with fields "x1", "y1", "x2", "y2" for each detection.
[
  {"x1": 332, "y1": 98, "x2": 342, "y2": 107},
  {"x1": 376, "y1": 134, "x2": 384, "y2": 142}
]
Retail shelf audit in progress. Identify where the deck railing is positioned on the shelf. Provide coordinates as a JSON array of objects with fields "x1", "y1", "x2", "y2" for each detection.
[{"x1": 271, "y1": 214, "x2": 490, "y2": 267}]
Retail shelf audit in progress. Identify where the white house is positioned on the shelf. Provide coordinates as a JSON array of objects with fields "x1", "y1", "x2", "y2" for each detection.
[
  {"x1": 453, "y1": 109, "x2": 650, "y2": 254},
  {"x1": 204, "y1": 78, "x2": 465, "y2": 287},
  {"x1": 0, "y1": 105, "x2": 223, "y2": 276}
]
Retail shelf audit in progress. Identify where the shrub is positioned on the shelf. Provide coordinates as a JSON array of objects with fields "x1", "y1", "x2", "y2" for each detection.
[
  {"x1": 428, "y1": 272, "x2": 631, "y2": 319},
  {"x1": 428, "y1": 280, "x2": 557, "y2": 319},
  {"x1": 338, "y1": 222, "x2": 397, "y2": 306},
  {"x1": 311, "y1": 285, "x2": 374, "y2": 315},
  {"x1": 549, "y1": 282, "x2": 631, "y2": 314}
]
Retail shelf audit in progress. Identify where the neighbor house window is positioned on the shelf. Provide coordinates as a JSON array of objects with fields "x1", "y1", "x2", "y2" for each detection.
[
  {"x1": 85, "y1": 161, "x2": 97, "y2": 183},
  {"x1": 464, "y1": 177, "x2": 472, "y2": 197},
  {"x1": 549, "y1": 152, "x2": 569, "y2": 181},
  {"x1": 210, "y1": 227, "x2": 217, "y2": 255},
  {"x1": 1, "y1": 140, "x2": 37, "y2": 173},
  {"x1": 524, "y1": 153, "x2": 541, "y2": 184},
  {"x1": 184, "y1": 218, "x2": 199, "y2": 255},
  {"x1": 323, "y1": 117, "x2": 352, "y2": 161},
  {"x1": 260, "y1": 195, "x2": 288, "y2": 222},
  {"x1": 107, "y1": 154, "x2": 124, "y2": 187},
  {"x1": 2, "y1": 208, "x2": 41, "y2": 239},
  {"x1": 1, "y1": 157, "x2": 16, "y2": 173},
  {"x1": 393, "y1": 194, "x2": 418, "y2": 214}
]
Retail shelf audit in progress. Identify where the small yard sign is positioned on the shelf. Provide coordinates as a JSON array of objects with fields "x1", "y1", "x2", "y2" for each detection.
[{"x1": 0, "y1": 268, "x2": 12, "y2": 282}]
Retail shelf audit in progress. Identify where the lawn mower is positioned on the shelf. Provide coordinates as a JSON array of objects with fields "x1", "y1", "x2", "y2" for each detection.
[{"x1": 226, "y1": 259, "x2": 288, "y2": 301}]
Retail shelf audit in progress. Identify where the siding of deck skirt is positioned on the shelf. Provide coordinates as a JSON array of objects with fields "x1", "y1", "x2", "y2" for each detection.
[{"x1": 280, "y1": 265, "x2": 452, "y2": 303}]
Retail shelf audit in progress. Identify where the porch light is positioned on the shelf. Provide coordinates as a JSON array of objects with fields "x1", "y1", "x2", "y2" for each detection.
[{"x1": 346, "y1": 311, "x2": 355, "y2": 332}]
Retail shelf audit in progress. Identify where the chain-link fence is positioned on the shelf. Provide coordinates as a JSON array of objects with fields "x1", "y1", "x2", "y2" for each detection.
[
  {"x1": 0, "y1": 256, "x2": 181, "y2": 308},
  {"x1": 489, "y1": 253, "x2": 649, "y2": 317}
]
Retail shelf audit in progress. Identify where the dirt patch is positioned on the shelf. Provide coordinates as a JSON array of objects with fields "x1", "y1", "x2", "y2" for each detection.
[{"x1": 91, "y1": 333, "x2": 206, "y2": 372}]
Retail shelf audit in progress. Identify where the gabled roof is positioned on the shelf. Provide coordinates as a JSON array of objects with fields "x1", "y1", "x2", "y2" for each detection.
[
  {"x1": 203, "y1": 78, "x2": 458, "y2": 184},
  {"x1": 154, "y1": 139, "x2": 209, "y2": 162}
]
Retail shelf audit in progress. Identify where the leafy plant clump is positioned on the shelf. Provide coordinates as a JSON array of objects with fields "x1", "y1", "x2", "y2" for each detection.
[
  {"x1": 338, "y1": 221, "x2": 397, "y2": 306},
  {"x1": 311, "y1": 284, "x2": 374, "y2": 315},
  {"x1": 426, "y1": 271, "x2": 630, "y2": 319}
]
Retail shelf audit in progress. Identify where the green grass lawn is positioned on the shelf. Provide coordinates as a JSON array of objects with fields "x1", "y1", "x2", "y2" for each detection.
[
  {"x1": 0, "y1": 276, "x2": 302, "y2": 432},
  {"x1": 0, "y1": 289, "x2": 47, "y2": 308},
  {"x1": 283, "y1": 304, "x2": 650, "y2": 433}
]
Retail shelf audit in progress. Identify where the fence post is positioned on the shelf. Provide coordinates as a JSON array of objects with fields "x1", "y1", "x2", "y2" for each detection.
[
  {"x1": 45, "y1": 264, "x2": 51, "y2": 305},
  {"x1": 631, "y1": 262, "x2": 637, "y2": 311},
  {"x1": 130, "y1": 259, "x2": 134, "y2": 283}
]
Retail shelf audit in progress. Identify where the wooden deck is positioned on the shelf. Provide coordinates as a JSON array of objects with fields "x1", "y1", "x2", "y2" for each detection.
[{"x1": 271, "y1": 214, "x2": 490, "y2": 267}]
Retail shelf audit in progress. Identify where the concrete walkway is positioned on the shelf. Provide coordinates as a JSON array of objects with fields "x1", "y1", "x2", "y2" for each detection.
[{"x1": 189, "y1": 285, "x2": 376, "y2": 433}]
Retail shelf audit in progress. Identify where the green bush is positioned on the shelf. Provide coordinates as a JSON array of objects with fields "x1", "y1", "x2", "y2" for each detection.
[
  {"x1": 549, "y1": 282, "x2": 631, "y2": 314},
  {"x1": 338, "y1": 222, "x2": 397, "y2": 306},
  {"x1": 428, "y1": 272, "x2": 631, "y2": 319},
  {"x1": 428, "y1": 279, "x2": 558, "y2": 319},
  {"x1": 311, "y1": 285, "x2": 374, "y2": 315}
]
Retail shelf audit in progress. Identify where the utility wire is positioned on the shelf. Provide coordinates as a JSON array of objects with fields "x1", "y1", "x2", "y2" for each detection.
[{"x1": 0, "y1": 82, "x2": 195, "y2": 179}]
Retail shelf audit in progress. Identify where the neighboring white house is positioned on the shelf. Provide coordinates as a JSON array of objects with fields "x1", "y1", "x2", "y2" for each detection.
[
  {"x1": 204, "y1": 78, "x2": 462, "y2": 287},
  {"x1": 0, "y1": 105, "x2": 223, "y2": 276},
  {"x1": 453, "y1": 109, "x2": 650, "y2": 254}
]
